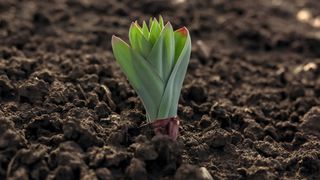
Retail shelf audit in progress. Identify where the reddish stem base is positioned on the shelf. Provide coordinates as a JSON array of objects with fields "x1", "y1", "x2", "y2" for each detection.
[{"x1": 151, "y1": 116, "x2": 180, "y2": 141}]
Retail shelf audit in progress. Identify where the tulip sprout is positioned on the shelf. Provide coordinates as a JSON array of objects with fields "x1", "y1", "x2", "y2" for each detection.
[{"x1": 111, "y1": 17, "x2": 191, "y2": 140}]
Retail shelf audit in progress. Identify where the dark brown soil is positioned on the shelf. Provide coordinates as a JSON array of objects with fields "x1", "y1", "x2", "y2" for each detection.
[{"x1": 1, "y1": 0, "x2": 320, "y2": 179}]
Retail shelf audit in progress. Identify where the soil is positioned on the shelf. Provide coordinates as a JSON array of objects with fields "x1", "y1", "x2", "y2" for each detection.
[{"x1": 1, "y1": 0, "x2": 320, "y2": 179}]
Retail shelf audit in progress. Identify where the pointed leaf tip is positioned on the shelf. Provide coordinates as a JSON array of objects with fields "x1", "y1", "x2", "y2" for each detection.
[
  {"x1": 134, "y1": 21, "x2": 141, "y2": 28},
  {"x1": 112, "y1": 35, "x2": 122, "y2": 43},
  {"x1": 111, "y1": 35, "x2": 130, "y2": 47},
  {"x1": 176, "y1": 27, "x2": 188, "y2": 36},
  {"x1": 129, "y1": 22, "x2": 135, "y2": 30},
  {"x1": 111, "y1": 35, "x2": 119, "y2": 45},
  {"x1": 164, "y1": 22, "x2": 172, "y2": 28}
]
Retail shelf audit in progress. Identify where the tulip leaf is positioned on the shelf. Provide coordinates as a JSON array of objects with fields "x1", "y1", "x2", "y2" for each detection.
[
  {"x1": 162, "y1": 23, "x2": 175, "y2": 82},
  {"x1": 159, "y1": 15, "x2": 164, "y2": 29},
  {"x1": 111, "y1": 36, "x2": 139, "y2": 88},
  {"x1": 149, "y1": 18, "x2": 162, "y2": 45},
  {"x1": 129, "y1": 23, "x2": 152, "y2": 58},
  {"x1": 147, "y1": 23, "x2": 175, "y2": 81},
  {"x1": 157, "y1": 32, "x2": 191, "y2": 118},
  {"x1": 174, "y1": 27, "x2": 188, "y2": 63},
  {"x1": 130, "y1": 49, "x2": 164, "y2": 120},
  {"x1": 142, "y1": 21, "x2": 149, "y2": 40}
]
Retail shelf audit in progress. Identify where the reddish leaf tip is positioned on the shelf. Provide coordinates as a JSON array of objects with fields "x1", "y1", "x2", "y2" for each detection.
[{"x1": 176, "y1": 27, "x2": 188, "y2": 36}]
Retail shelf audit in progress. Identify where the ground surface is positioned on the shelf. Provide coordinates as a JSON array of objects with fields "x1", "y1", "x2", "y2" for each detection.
[{"x1": 1, "y1": 0, "x2": 320, "y2": 179}]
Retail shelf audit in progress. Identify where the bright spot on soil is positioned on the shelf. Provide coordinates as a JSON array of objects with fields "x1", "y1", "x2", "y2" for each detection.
[
  {"x1": 294, "y1": 62, "x2": 318, "y2": 74},
  {"x1": 199, "y1": 167, "x2": 213, "y2": 180},
  {"x1": 303, "y1": 62, "x2": 317, "y2": 71},
  {"x1": 297, "y1": 9, "x2": 312, "y2": 22},
  {"x1": 271, "y1": 0, "x2": 283, "y2": 6},
  {"x1": 312, "y1": 17, "x2": 320, "y2": 28},
  {"x1": 174, "y1": 0, "x2": 185, "y2": 4},
  {"x1": 314, "y1": 32, "x2": 320, "y2": 39},
  {"x1": 196, "y1": 40, "x2": 211, "y2": 59}
]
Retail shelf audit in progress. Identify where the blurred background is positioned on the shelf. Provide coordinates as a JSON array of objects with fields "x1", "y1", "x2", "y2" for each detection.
[{"x1": 1, "y1": 0, "x2": 319, "y2": 56}]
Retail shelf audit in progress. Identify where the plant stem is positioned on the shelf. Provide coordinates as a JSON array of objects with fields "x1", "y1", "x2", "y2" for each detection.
[{"x1": 151, "y1": 116, "x2": 180, "y2": 140}]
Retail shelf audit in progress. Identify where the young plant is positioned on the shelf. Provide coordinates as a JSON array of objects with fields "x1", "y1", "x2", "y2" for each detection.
[{"x1": 111, "y1": 17, "x2": 191, "y2": 140}]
